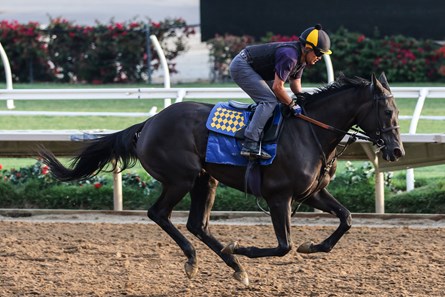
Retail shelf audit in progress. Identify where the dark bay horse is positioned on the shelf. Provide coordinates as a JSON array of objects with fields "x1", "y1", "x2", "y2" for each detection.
[{"x1": 39, "y1": 73, "x2": 404, "y2": 285}]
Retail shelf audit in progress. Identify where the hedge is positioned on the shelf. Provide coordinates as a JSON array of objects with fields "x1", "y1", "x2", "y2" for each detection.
[
  {"x1": 3, "y1": 19, "x2": 445, "y2": 84},
  {"x1": 1, "y1": 161, "x2": 444, "y2": 214},
  {"x1": 207, "y1": 27, "x2": 445, "y2": 83},
  {"x1": 0, "y1": 17, "x2": 195, "y2": 83}
]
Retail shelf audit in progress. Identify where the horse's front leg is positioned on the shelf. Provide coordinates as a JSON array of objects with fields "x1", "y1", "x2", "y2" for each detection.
[
  {"x1": 222, "y1": 197, "x2": 293, "y2": 258},
  {"x1": 298, "y1": 188, "x2": 352, "y2": 253}
]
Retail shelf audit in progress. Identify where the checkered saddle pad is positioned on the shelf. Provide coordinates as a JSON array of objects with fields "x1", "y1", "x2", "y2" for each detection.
[{"x1": 205, "y1": 101, "x2": 283, "y2": 166}]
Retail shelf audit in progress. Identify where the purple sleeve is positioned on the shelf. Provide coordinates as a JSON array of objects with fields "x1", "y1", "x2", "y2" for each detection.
[
  {"x1": 274, "y1": 47, "x2": 298, "y2": 81},
  {"x1": 291, "y1": 66, "x2": 305, "y2": 80}
]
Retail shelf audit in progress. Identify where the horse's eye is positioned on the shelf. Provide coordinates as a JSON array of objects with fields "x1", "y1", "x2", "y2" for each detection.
[{"x1": 385, "y1": 110, "x2": 393, "y2": 117}]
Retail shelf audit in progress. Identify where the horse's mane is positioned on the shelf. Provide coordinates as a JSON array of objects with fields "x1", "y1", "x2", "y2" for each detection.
[{"x1": 305, "y1": 74, "x2": 370, "y2": 102}]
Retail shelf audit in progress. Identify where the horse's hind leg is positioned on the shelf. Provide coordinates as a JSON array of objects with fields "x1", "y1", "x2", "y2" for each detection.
[
  {"x1": 147, "y1": 180, "x2": 199, "y2": 279},
  {"x1": 298, "y1": 188, "x2": 352, "y2": 253},
  {"x1": 186, "y1": 172, "x2": 249, "y2": 286}
]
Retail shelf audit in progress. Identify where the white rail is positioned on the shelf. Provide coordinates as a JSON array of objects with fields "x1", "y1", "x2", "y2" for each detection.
[{"x1": 0, "y1": 43, "x2": 14, "y2": 109}]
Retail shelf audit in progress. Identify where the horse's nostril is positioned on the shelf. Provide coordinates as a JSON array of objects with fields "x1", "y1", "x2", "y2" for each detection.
[{"x1": 394, "y1": 148, "x2": 404, "y2": 158}]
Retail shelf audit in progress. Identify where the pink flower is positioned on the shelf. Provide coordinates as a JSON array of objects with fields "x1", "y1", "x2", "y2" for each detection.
[
  {"x1": 357, "y1": 35, "x2": 365, "y2": 43},
  {"x1": 373, "y1": 57, "x2": 382, "y2": 67},
  {"x1": 0, "y1": 164, "x2": 3, "y2": 170},
  {"x1": 41, "y1": 165, "x2": 49, "y2": 175},
  {"x1": 129, "y1": 22, "x2": 140, "y2": 29}
]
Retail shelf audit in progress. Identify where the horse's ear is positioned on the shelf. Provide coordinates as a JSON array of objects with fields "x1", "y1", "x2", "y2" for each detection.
[
  {"x1": 371, "y1": 73, "x2": 384, "y2": 94},
  {"x1": 378, "y1": 72, "x2": 391, "y2": 92}
]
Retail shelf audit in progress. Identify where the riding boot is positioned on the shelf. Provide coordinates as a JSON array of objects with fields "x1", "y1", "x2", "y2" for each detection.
[{"x1": 240, "y1": 139, "x2": 271, "y2": 160}]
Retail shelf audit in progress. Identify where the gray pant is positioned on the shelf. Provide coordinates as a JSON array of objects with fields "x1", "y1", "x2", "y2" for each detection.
[{"x1": 229, "y1": 54, "x2": 278, "y2": 142}]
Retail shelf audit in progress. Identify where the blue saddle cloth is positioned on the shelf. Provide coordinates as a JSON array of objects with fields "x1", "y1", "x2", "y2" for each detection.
[{"x1": 205, "y1": 102, "x2": 282, "y2": 166}]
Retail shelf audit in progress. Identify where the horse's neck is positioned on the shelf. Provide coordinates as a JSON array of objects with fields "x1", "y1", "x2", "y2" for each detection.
[{"x1": 302, "y1": 88, "x2": 365, "y2": 152}]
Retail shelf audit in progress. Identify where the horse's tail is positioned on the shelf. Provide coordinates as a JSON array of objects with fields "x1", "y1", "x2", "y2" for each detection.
[{"x1": 39, "y1": 120, "x2": 148, "y2": 182}]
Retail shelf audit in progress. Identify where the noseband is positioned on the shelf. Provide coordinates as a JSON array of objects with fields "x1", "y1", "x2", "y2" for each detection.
[{"x1": 358, "y1": 91, "x2": 400, "y2": 151}]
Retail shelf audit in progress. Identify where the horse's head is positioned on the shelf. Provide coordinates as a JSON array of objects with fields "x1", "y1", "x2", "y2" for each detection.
[{"x1": 357, "y1": 73, "x2": 405, "y2": 162}]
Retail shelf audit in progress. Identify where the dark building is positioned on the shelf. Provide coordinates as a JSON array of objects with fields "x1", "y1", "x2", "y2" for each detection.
[{"x1": 200, "y1": 0, "x2": 444, "y2": 41}]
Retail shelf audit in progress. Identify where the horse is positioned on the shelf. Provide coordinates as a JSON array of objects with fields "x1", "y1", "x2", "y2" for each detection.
[{"x1": 39, "y1": 73, "x2": 405, "y2": 286}]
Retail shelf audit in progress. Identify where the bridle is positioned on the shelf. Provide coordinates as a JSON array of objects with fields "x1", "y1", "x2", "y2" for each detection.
[
  {"x1": 355, "y1": 87, "x2": 400, "y2": 149},
  {"x1": 297, "y1": 88, "x2": 399, "y2": 152},
  {"x1": 296, "y1": 87, "x2": 400, "y2": 180}
]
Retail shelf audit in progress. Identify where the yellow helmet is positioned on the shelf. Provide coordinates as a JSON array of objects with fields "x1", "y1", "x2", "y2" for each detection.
[{"x1": 299, "y1": 24, "x2": 332, "y2": 56}]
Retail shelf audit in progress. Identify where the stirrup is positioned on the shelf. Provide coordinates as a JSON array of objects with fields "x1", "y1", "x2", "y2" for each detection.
[{"x1": 240, "y1": 143, "x2": 271, "y2": 160}]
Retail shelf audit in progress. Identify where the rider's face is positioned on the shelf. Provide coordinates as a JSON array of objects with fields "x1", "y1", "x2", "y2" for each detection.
[{"x1": 305, "y1": 50, "x2": 323, "y2": 65}]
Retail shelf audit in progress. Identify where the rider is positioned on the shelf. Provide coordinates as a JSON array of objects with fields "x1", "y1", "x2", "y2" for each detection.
[{"x1": 229, "y1": 24, "x2": 332, "y2": 159}]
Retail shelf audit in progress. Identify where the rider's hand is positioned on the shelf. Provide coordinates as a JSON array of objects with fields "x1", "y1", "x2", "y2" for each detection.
[
  {"x1": 290, "y1": 104, "x2": 302, "y2": 116},
  {"x1": 288, "y1": 100, "x2": 302, "y2": 116}
]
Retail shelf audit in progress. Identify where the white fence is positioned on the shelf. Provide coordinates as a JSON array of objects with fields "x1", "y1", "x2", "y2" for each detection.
[
  {"x1": 2, "y1": 86, "x2": 445, "y2": 112},
  {"x1": 1, "y1": 86, "x2": 445, "y2": 214}
]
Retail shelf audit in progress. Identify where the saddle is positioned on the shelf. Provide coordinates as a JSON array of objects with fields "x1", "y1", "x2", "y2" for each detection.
[{"x1": 205, "y1": 101, "x2": 285, "y2": 167}]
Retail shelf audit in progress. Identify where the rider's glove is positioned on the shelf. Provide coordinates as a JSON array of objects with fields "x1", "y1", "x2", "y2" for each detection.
[
  {"x1": 291, "y1": 104, "x2": 302, "y2": 116},
  {"x1": 288, "y1": 100, "x2": 302, "y2": 116}
]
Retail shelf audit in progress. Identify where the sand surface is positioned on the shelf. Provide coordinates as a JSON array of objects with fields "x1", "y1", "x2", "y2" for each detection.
[{"x1": 1, "y1": 212, "x2": 444, "y2": 296}]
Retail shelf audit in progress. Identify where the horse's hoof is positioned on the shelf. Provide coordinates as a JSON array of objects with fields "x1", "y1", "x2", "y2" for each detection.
[
  {"x1": 184, "y1": 262, "x2": 198, "y2": 279},
  {"x1": 233, "y1": 271, "x2": 249, "y2": 286},
  {"x1": 297, "y1": 241, "x2": 314, "y2": 254},
  {"x1": 221, "y1": 241, "x2": 238, "y2": 254}
]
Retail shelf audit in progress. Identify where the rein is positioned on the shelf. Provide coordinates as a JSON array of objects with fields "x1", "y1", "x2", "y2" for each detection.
[{"x1": 296, "y1": 113, "x2": 374, "y2": 143}]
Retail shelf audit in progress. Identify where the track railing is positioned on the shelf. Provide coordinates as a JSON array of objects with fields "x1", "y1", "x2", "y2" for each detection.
[{"x1": 1, "y1": 87, "x2": 444, "y2": 213}]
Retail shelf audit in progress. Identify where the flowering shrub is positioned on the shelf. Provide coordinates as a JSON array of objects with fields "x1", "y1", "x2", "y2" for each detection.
[
  {"x1": 206, "y1": 28, "x2": 445, "y2": 83},
  {"x1": 0, "y1": 160, "x2": 152, "y2": 193},
  {"x1": 0, "y1": 161, "x2": 159, "y2": 209},
  {"x1": 336, "y1": 161, "x2": 392, "y2": 188},
  {"x1": 207, "y1": 34, "x2": 255, "y2": 82},
  {"x1": 434, "y1": 46, "x2": 445, "y2": 78},
  {"x1": 1, "y1": 160, "x2": 52, "y2": 185},
  {"x1": 0, "y1": 17, "x2": 195, "y2": 83},
  {"x1": 122, "y1": 172, "x2": 151, "y2": 195},
  {"x1": 0, "y1": 20, "x2": 53, "y2": 82},
  {"x1": 331, "y1": 27, "x2": 445, "y2": 82}
]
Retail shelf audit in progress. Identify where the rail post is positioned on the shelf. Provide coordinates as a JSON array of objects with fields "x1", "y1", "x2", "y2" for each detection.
[
  {"x1": 112, "y1": 160, "x2": 123, "y2": 211},
  {"x1": 0, "y1": 42, "x2": 15, "y2": 109},
  {"x1": 150, "y1": 35, "x2": 171, "y2": 108},
  {"x1": 406, "y1": 88, "x2": 429, "y2": 191},
  {"x1": 360, "y1": 142, "x2": 385, "y2": 214},
  {"x1": 322, "y1": 54, "x2": 334, "y2": 84}
]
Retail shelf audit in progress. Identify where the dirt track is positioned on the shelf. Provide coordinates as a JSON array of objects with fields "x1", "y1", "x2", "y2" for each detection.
[{"x1": 1, "y1": 213, "x2": 444, "y2": 296}]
